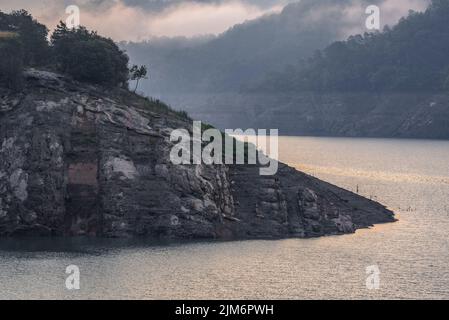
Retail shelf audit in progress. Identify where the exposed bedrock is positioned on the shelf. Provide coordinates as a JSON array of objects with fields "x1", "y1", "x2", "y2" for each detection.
[{"x1": 0, "y1": 70, "x2": 395, "y2": 239}]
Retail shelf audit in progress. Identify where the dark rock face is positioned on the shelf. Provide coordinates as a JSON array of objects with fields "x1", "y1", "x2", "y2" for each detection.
[{"x1": 0, "y1": 70, "x2": 395, "y2": 239}]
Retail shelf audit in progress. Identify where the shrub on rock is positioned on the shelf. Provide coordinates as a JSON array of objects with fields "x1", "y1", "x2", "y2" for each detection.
[
  {"x1": 0, "y1": 34, "x2": 24, "y2": 89},
  {"x1": 51, "y1": 22, "x2": 129, "y2": 87}
]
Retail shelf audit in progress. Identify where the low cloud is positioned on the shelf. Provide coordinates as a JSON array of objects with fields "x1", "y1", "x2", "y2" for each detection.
[
  {"x1": 341, "y1": 0, "x2": 430, "y2": 38},
  {"x1": 0, "y1": 0, "x2": 430, "y2": 41},
  {"x1": 0, "y1": 0, "x2": 286, "y2": 40},
  {"x1": 295, "y1": 0, "x2": 429, "y2": 39},
  {"x1": 149, "y1": 1, "x2": 285, "y2": 38}
]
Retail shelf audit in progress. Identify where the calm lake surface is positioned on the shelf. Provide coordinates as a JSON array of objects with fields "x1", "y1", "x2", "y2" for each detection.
[{"x1": 1, "y1": 137, "x2": 449, "y2": 299}]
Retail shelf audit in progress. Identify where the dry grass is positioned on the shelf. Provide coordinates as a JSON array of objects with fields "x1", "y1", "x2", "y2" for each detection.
[{"x1": 0, "y1": 31, "x2": 18, "y2": 39}]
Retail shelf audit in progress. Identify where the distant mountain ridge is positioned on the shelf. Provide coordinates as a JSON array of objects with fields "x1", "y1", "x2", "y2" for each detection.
[
  {"x1": 122, "y1": 0, "x2": 364, "y2": 95},
  {"x1": 253, "y1": 0, "x2": 449, "y2": 93},
  {"x1": 182, "y1": 92, "x2": 449, "y2": 139},
  {"x1": 122, "y1": 0, "x2": 449, "y2": 139}
]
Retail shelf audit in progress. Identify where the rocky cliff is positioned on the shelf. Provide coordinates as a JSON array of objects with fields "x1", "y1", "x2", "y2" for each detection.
[{"x1": 0, "y1": 70, "x2": 395, "y2": 239}]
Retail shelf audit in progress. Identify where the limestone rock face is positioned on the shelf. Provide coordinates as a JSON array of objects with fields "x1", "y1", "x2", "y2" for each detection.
[{"x1": 0, "y1": 70, "x2": 395, "y2": 239}]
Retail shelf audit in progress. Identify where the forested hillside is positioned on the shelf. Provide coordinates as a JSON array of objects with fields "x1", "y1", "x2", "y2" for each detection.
[
  {"x1": 166, "y1": 0, "x2": 449, "y2": 139},
  {"x1": 122, "y1": 0, "x2": 373, "y2": 95},
  {"x1": 255, "y1": 0, "x2": 449, "y2": 92},
  {"x1": 0, "y1": 10, "x2": 130, "y2": 89}
]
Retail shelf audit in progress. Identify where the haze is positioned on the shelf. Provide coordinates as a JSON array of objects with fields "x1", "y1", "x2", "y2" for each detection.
[{"x1": 0, "y1": 0, "x2": 428, "y2": 41}]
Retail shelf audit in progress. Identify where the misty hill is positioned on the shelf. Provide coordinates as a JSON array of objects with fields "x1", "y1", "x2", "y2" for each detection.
[
  {"x1": 219, "y1": 0, "x2": 449, "y2": 139},
  {"x1": 140, "y1": 0, "x2": 449, "y2": 139},
  {"x1": 122, "y1": 0, "x2": 372, "y2": 95},
  {"x1": 254, "y1": 0, "x2": 449, "y2": 93}
]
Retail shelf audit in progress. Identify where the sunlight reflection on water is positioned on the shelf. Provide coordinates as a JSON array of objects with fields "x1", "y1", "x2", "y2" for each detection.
[{"x1": 1, "y1": 137, "x2": 448, "y2": 299}]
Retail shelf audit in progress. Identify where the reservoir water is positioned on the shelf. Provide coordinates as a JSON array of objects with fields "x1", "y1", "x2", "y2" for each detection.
[{"x1": 1, "y1": 137, "x2": 448, "y2": 299}]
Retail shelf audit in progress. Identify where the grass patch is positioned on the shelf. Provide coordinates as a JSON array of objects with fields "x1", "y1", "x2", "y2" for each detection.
[
  {"x1": 0, "y1": 31, "x2": 18, "y2": 39},
  {"x1": 116, "y1": 89, "x2": 191, "y2": 121}
]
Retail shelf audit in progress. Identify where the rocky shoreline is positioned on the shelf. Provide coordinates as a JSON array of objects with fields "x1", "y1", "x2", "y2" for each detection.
[{"x1": 0, "y1": 70, "x2": 395, "y2": 239}]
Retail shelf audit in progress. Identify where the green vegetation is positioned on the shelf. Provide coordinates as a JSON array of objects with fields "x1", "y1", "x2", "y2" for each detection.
[
  {"x1": 0, "y1": 10, "x2": 48, "y2": 89},
  {"x1": 0, "y1": 10, "x2": 49, "y2": 66},
  {"x1": 51, "y1": 22, "x2": 129, "y2": 87},
  {"x1": 141, "y1": 97, "x2": 189, "y2": 119},
  {"x1": 130, "y1": 65, "x2": 148, "y2": 93},
  {"x1": 115, "y1": 89, "x2": 190, "y2": 120},
  {"x1": 257, "y1": 0, "x2": 449, "y2": 93},
  {"x1": 0, "y1": 11, "x2": 139, "y2": 90},
  {"x1": 198, "y1": 122, "x2": 256, "y2": 163},
  {"x1": 0, "y1": 35, "x2": 23, "y2": 89}
]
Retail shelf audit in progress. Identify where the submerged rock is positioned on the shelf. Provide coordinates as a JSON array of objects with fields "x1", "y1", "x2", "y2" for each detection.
[{"x1": 0, "y1": 71, "x2": 395, "y2": 239}]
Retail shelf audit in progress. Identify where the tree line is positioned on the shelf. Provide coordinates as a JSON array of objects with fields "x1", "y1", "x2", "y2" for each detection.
[
  {"x1": 255, "y1": 0, "x2": 449, "y2": 93},
  {"x1": 0, "y1": 10, "x2": 146, "y2": 90}
]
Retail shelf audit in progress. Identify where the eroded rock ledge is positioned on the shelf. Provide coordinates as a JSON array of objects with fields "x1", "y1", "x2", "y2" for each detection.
[{"x1": 0, "y1": 70, "x2": 395, "y2": 238}]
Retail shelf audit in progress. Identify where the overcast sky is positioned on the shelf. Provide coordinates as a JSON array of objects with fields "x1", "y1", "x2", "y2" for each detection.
[{"x1": 0, "y1": 0, "x2": 430, "y2": 41}]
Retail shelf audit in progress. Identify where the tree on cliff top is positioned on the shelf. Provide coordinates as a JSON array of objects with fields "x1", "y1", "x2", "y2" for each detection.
[
  {"x1": 0, "y1": 10, "x2": 49, "y2": 89},
  {"x1": 0, "y1": 34, "x2": 24, "y2": 89},
  {"x1": 254, "y1": 0, "x2": 449, "y2": 93},
  {"x1": 130, "y1": 65, "x2": 148, "y2": 93},
  {"x1": 0, "y1": 11, "x2": 139, "y2": 91},
  {"x1": 51, "y1": 22, "x2": 129, "y2": 87},
  {"x1": 0, "y1": 10, "x2": 49, "y2": 66}
]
